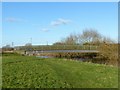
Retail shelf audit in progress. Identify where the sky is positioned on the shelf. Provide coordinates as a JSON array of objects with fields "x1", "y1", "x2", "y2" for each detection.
[
  {"x1": 2, "y1": 2, "x2": 118, "y2": 46},
  {"x1": 2, "y1": 0, "x2": 119, "y2": 2}
]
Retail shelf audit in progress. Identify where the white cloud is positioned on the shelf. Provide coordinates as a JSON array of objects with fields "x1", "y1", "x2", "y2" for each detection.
[
  {"x1": 41, "y1": 28, "x2": 49, "y2": 32},
  {"x1": 5, "y1": 17, "x2": 27, "y2": 23},
  {"x1": 40, "y1": 18, "x2": 72, "y2": 32},
  {"x1": 51, "y1": 18, "x2": 71, "y2": 26},
  {"x1": 51, "y1": 21, "x2": 61, "y2": 26},
  {"x1": 58, "y1": 18, "x2": 71, "y2": 24}
]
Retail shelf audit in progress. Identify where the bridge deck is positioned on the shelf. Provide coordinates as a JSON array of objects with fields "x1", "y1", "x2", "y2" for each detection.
[{"x1": 27, "y1": 50, "x2": 99, "y2": 53}]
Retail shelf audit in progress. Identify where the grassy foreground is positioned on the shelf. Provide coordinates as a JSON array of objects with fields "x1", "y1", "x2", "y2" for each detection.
[{"x1": 2, "y1": 54, "x2": 118, "y2": 88}]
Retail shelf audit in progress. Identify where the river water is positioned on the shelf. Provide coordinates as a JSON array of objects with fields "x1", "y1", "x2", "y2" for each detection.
[
  {"x1": 36, "y1": 50, "x2": 98, "y2": 53},
  {"x1": 36, "y1": 56, "x2": 53, "y2": 58}
]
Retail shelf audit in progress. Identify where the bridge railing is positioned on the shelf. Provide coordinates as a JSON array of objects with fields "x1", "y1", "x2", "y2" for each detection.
[{"x1": 19, "y1": 45, "x2": 99, "y2": 51}]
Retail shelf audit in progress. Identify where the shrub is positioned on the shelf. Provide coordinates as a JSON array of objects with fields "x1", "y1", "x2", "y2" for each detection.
[{"x1": 98, "y1": 43, "x2": 118, "y2": 66}]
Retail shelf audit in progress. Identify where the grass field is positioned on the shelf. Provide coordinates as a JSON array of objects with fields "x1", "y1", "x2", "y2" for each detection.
[{"x1": 2, "y1": 53, "x2": 118, "y2": 88}]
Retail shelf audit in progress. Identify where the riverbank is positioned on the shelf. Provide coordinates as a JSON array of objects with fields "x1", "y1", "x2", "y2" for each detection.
[{"x1": 2, "y1": 53, "x2": 118, "y2": 88}]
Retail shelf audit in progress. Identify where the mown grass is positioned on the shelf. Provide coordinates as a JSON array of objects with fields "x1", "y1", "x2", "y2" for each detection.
[{"x1": 2, "y1": 53, "x2": 118, "y2": 88}]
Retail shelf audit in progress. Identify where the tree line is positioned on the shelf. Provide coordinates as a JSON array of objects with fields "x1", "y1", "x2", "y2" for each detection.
[{"x1": 53, "y1": 29, "x2": 115, "y2": 45}]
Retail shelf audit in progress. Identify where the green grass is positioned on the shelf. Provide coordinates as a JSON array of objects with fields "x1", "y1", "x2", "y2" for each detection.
[{"x1": 2, "y1": 54, "x2": 118, "y2": 88}]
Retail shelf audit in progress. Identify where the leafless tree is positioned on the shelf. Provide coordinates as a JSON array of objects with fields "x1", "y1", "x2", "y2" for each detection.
[
  {"x1": 62, "y1": 34, "x2": 78, "y2": 45},
  {"x1": 80, "y1": 29, "x2": 102, "y2": 45}
]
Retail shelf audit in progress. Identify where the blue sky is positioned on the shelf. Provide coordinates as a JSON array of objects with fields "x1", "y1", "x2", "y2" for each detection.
[{"x1": 2, "y1": 2, "x2": 118, "y2": 46}]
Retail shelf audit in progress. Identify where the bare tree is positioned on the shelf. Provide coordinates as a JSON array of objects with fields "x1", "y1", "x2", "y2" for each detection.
[
  {"x1": 62, "y1": 34, "x2": 78, "y2": 45},
  {"x1": 80, "y1": 29, "x2": 102, "y2": 45},
  {"x1": 102, "y1": 36, "x2": 115, "y2": 44}
]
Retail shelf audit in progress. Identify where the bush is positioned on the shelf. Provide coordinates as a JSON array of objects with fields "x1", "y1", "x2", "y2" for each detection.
[
  {"x1": 98, "y1": 43, "x2": 118, "y2": 66},
  {"x1": 54, "y1": 52, "x2": 98, "y2": 60}
]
